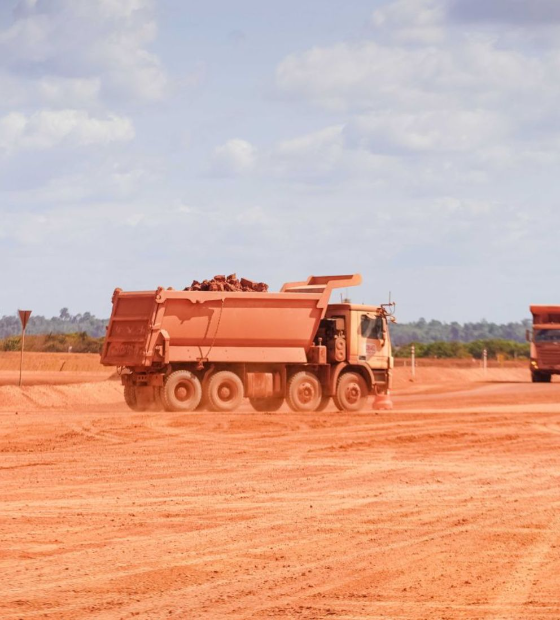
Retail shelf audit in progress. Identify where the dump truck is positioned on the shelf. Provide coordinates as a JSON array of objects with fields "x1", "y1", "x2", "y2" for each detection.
[
  {"x1": 528, "y1": 305, "x2": 560, "y2": 382},
  {"x1": 100, "y1": 274, "x2": 395, "y2": 412}
]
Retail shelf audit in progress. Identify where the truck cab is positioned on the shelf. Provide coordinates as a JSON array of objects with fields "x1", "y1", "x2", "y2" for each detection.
[
  {"x1": 323, "y1": 304, "x2": 393, "y2": 393},
  {"x1": 529, "y1": 305, "x2": 560, "y2": 382}
]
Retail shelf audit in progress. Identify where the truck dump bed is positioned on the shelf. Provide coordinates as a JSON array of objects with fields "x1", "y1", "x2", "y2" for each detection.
[{"x1": 101, "y1": 274, "x2": 361, "y2": 368}]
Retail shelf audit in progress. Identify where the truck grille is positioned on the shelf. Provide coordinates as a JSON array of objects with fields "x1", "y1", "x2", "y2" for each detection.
[{"x1": 537, "y1": 347, "x2": 560, "y2": 367}]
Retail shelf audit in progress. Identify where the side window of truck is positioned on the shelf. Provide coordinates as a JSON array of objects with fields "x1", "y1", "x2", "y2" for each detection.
[{"x1": 361, "y1": 315, "x2": 384, "y2": 340}]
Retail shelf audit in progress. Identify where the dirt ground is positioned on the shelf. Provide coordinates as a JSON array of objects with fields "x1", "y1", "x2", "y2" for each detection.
[{"x1": 1, "y1": 366, "x2": 560, "y2": 619}]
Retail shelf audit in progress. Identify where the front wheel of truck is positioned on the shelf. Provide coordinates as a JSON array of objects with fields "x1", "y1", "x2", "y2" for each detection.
[
  {"x1": 532, "y1": 371, "x2": 552, "y2": 383},
  {"x1": 334, "y1": 372, "x2": 368, "y2": 412},
  {"x1": 163, "y1": 370, "x2": 202, "y2": 412}
]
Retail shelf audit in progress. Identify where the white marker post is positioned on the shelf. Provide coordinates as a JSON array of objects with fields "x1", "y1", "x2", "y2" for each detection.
[
  {"x1": 18, "y1": 310, "x2": 32, "y2": 387},
  {"x1": 411, "y1": 344, "x2": 416, "y2": 381},
  {"x1": 482, "y1": 348, "x2": 488, "y2": 376}
]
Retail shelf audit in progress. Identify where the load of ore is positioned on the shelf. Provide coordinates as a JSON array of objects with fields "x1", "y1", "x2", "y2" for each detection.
[{"x1": 184, "y1": 274, "x2": 269, "y2": 293}]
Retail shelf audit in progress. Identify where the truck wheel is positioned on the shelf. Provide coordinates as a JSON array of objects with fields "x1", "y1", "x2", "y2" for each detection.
[
  {"x1": 123, "y1": 384, "x2": 145, "y2": 412},
  {"x1": 206, "y1": 371, "x2": 244, "y2": 412},
  {"x1": 249, "y1": 397, "x2": 284, "y2": 412},
  {"x1": 334, "y1": 372, "x2": 368, "y2": 412},
  {"x1": 153, "y1": 386, "x2": 164, "y2": 411},
  {"x1": 124, "y1": 384, "x2": 158, "y2": 411},
  {"x1": 286, "y1": 371, "x2": 322, "y2": 412},
  {"x1": 163, "y1": 370, "x2": 202, "y2": 412},
  {"x1": 532, "y1": 371, "x2": 552, "y2": 383}
]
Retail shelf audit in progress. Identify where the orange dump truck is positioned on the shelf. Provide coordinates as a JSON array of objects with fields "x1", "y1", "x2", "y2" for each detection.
[
  {"x1": 529, "y1": 305, "x2": 560, "y2": 382},
  {"x1": 101, "y1": 274, "x2": 394, "y2": 412}
]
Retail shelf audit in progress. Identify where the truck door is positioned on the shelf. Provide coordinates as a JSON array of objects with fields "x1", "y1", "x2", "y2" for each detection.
[{"x1": 359, "y1": 313, "x2": 386, "y2": 365}]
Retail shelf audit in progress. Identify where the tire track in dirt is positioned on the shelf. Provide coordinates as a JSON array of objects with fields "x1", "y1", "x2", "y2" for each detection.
[
  {"x1": 3, "y1": 375, "x2": 560, "y2": 619},
  {"x1": 485, "y1": 510, "x2": 560, "y2": 620},
  {"x1": 63, "y1": 422, "x2": 125, "y2": 444}
]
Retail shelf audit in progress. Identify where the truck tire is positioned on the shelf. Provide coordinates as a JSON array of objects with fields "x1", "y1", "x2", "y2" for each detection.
[
  {"x1": 532, "y1": 371, "x2": 552, "y2": 383},
  {"x1": 334, "y1": 372, "x2": 368, "y2": 412},
  {"x1": 123, "y1": 384, "x2": 145, "y2": 412},
  {"x1": 249, "y1": 397, "x2": 284, "y2": 412},
  {"x1": 286, "y1": 371, "x2": 322, "y2": 412},
  {"x1": 153, "y1": 386, "x2": 164, "y2": 411},
  {"x1": 124, "y1": 384, "x2": 160, "y2": 412},
  {"x1": 206, "y1": 371, "x2": 244, "y2": 412},
  {"x1": 163, "y1": 370, "x2": 202, "y2": 412}
]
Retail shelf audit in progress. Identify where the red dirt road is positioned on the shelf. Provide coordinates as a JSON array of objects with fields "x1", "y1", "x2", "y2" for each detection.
[{"x1": 2, "y1": 370, "x2": 560, "y2": 619}]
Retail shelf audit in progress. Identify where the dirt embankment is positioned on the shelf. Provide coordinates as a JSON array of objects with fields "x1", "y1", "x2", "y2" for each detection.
[
  {"x1": 0, "y1": 352, "x2": 113, "y2": 389},
  {"x1": 0, "y1": 382, "x2": 123, "y2": 411},
  {"x1": 392, "y1": 365, "x2": 531, "y2": 391},
  {"x1": 0, "y1": 351, "x2": 106, "y2": 372}
]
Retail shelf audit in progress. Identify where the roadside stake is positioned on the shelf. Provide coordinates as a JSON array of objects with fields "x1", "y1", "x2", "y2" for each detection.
[{"x1": 18, "y1": 309, "x2": 32, "y2": 387}]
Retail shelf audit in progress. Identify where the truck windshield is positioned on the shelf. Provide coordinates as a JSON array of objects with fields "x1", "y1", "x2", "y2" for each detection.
[
  {"x1": 535, "y1": 329, "x2": 560, "y2": 343},
  {"x1": 361, "y1": 315, "x2": 384, "y2": 340}
]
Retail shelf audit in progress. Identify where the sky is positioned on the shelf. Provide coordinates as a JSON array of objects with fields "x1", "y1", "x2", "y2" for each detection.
[{"x1": 0, "y1": 0, "x2": 559, "y2": 323}]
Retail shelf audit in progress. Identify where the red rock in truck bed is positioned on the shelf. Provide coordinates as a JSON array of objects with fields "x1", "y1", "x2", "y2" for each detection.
[{"x1": 183, "y1": 274, "x2": 269, "y2": 292}]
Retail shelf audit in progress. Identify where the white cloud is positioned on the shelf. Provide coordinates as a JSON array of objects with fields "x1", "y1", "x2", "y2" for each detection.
[
  {"x1": 210, "y1": 139, "x2": 257, "y2": 176},
  {"x1": 37, "y1": 77, "x2": 102, "y2": 107},
  {"x1": 0, "y1": 71, "x2": 103, "y2": 109},
  {"x1": 274, "y1": 5, "x2": 560, "y2": 172},
  {"x1": 344, "y1": 109, "x2": 509, "y2": 154},
  {"x1": 273, "y1": 126, "x2": 344, "y2": 178},
  {"x1": 0, "y1": 110, "x2": 134, "y2": 153},
  {"x1": 269, "y1": 125, "x2": 393, "y2": 183},
  {"x1": 372, "y1": 0, "x2": 446, "y2": 45},
  {"x1": 276, "y1": 38, "x2": 549, "y2": 114},
  {"x1": 0, "y1": 0, "x2": 167, "y2": 106},
  {"x1": 276, "y1": 125, "x2": 343, "y2": 156}
]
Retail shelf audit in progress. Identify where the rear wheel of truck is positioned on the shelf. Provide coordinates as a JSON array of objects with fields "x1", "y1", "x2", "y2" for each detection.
[
  {"x1": 249, "y1": 397, "x2": 284, "y2": 412},
  {"x1": 163, "y1": 370, "x2": 202, "y2": 412},
  {"x1": 153, "y1": 386, "x2": 164, "y2": 411},
  {"x1": 286, "y1": 371, "x2": 322, "y2": 412},
  {"x1": 206, "y1": 371, "x2": 244, "y2": 412},
  {"x1": 123, "y1": 384, "x2": 146, "y2": 412},
  {"x1": 137, "y1": 386, "x2": 158, "y2": 411},
  {"x1": 334, "y1": 372, "x2": 368, "y2": 412}
]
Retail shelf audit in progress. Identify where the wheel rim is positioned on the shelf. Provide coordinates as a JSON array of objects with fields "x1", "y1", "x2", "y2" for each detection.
[
  {"x1": 175, "y1": 381, "x2": 193, "y2": 402},
  {"x1": 344, "y1": 381, "x2": 361, "y2": 405},
  {"x1": 218, "y1": 382, "x2": 235, "y2": 402},
  {"x1": 297, "y1": 380, "x2": 316, "y2": 405}
]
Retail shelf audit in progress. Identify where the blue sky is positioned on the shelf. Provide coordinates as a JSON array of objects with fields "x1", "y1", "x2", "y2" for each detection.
[{"x1": 1, "y1": 0, "x2": 559, "y2": 322}]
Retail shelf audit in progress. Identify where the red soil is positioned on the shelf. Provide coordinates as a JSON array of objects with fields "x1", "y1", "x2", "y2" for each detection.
[{"x1": 1, "y1": 366, "x2": 559, "y2": 619}]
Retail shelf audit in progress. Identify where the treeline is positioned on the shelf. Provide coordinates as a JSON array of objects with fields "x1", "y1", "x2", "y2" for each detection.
[
  {"x1": 390, "y1": 318, "x2": 530, "y2": 346},
  {"x1": 394, "y1": 339, "x2": 529, "y2": 360},
  {"x1": 1, "y1": 332, "x2": 104, "y2": 354},
  {"x1": 0, "y1": 310, "x2": 533, "y2": 359},
  {"x1": 0, "y1": 308, "x2": 108, "y2": 339}
]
